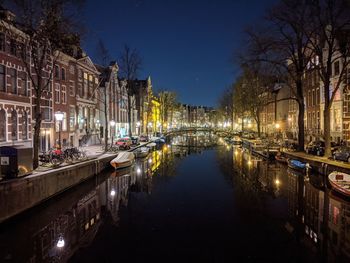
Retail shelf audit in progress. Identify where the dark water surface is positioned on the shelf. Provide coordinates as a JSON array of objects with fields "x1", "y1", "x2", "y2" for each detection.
[{"x1": 1, "y1": 135, "x2": 350, "y2": 262}]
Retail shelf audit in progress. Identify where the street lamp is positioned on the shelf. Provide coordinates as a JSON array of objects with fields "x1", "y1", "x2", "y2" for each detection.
[
  {"x1": 55, "y1": 111, "x2": 64, "y2": 149},
  {"x1": 110, "y1": 120, "x2": 116, "y2": 145}
]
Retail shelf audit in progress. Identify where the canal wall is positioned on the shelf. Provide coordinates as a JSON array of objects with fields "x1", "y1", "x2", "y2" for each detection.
[{"x1": 0, "y1": 154, "x2": 116, "y2": 223}]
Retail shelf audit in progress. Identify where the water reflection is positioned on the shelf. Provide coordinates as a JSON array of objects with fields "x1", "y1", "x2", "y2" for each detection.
[
  {"x1": 2, "y1": 135, "x2": 350, "y2": 262},
  {"x1": 223, "y1": 145, "x2": 350, "y2": 262},
  {"x1": 0, "y1": 145, "x2": 179, "y2": 263}
]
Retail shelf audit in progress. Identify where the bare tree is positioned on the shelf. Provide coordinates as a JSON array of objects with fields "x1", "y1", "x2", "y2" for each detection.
[
  {"x1": 218, "y1": 87, "x2": 234, "y2": 129},
  {"x1": 95, "y1": 39, "x2": 111, "y2": 152},
  {"x1": 3, "y1": 0, "x2": 83, "y2": 168},
  {"x1": 307, "y1": 0, "x2": 350, "y2": 157},
  {"x1": 243, "y1": 0, "x2": 313, "y2": 151},
  {"x1": 118, "y1": 44, "x2": 142, "y2": 137},
  {"x1": 158, "y1": 90, "x2": 178, "y2": 132}
]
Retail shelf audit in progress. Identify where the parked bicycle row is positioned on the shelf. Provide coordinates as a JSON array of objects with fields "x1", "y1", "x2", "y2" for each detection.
[{"x1": 39, "y1": 147, "x2": 87, "y2": 166}]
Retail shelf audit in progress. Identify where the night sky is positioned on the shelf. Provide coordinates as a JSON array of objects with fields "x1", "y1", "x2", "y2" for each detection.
[{"x1": 82, "y1": 0, "x2": 277, "y2": 107}]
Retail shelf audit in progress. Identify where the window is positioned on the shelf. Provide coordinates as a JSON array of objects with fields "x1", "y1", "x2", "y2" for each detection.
[
  {"x1": 0, "y1": 109, "x2": 6, "y2": 141},
  {"x1": 8, "y1": 68, "x2": 17, "y2": 94},
  {"x1": 61, "y1": 68, "x2": 66, "y2": 81},
  {"x1": 43, "y1": 107, "x2": 52, "y2": 121},
  {"x1": 62, "y1": 112, "x2": 67, "y2": 131},
  {"x1": 10, "y1": 39, "x2": 17, "y2": 56},
  {"x1": 62, "y1": 85, "x2": 67, "y2": 104},
  {"x1": 69, "y1": 107, "x2": 75, "y2": 130},
  {"x1": 55, "y1": 83, "x2": 60, "y2": 103},
  {"x1": 11, "y1": 110, "x2": 17, "y2": 140},
  {"x1": 54, "y1": 65, "x2": 60, "y2": 79},
  {"x1": 22, "y1": 111, "x2": 28, "y2": 140},
  {"x1": 69, "y1": 81, "x2": 75, "y2": 96},
  {"x1": 0, "y1": 65, "x2": 5, "y2": 92},
  {"x1": 316, "y1": 88, "x2": 320, "y2": 105},
  {"x1": 334, "y1": 61, "x2": 340, "y2": 76},
  {"x1": 0, "y1": 33, "x2": 5, "y2": 51},
  {"x1": 18, "y1": 71, "x2": 27, "y2": 96}
]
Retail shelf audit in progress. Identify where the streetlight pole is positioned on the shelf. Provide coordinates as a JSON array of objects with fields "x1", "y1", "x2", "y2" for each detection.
[
  {"x1": 110, "y1": 120, "x2": 116, "y2": 145},
  {"x1": 55, "y1": 111, "x2": 64, "y2": 149}
]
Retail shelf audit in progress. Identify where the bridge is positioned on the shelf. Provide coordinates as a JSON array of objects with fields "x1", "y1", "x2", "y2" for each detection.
[{"x1": 164, "y1": 127, "x2": 236, "y2": 137}]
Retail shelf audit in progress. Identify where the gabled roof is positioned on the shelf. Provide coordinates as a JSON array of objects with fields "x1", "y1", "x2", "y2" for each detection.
[{"x1": 77, "y1": 56, "x2": 100, "y2": 74}]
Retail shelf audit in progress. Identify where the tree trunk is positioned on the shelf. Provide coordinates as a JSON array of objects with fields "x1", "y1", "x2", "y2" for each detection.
[
  {"x1": 297, "y1": 100, "x2": 305, "y2": 152},
  {"x1": 33, "y1": 93, "x2": 42, "y2": 169},
  {"x1": 127, "y1": 95, "x2": 132, "y2": 137},
  {"x1": 324, "y1": 79, "x2": 331, "y2": 157},
  {"x1": 323, "y1": 106, "x2": 331, "y2": 157},
  {"x1": 104, "y1": 89, "x2": 108, "y2": 151}
]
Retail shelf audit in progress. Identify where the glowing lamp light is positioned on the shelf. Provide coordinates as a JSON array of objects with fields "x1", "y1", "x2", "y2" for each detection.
[
  {"x1": 56, "y1": 237, "x2": 65, "y2": 248},
  {"x1": 275, "y1": 123, "x2": 280, "y2": 129},
  {"x1": 137, "y1": 168, "x2": 141, "y2": 174},
  {"x1": 110, "y1": 120, "x2": 116, "y2": 127},
  {"x1": 234, "y1": 150, "x2": 238, "y2": 155},
  {"x1": 148, "y1": 158, "x2": 152, "y2": 164},
  {"x1": 110, "y1": 189, "x2": 116, "y2": 196},
  {"x1": 275, "y1": 179, "x2": 280, "y2": 185},
  {"x1": 248, "y1": 160, "x2": 252, "y2": 166},
  {"x1": 55, "y1": 111, "x2": 64, "y2": 121}
]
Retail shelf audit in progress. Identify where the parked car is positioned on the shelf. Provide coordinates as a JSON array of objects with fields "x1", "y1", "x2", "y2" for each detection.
[
  {"x1": 139, "y1": 135, "x2": 149, "y2": 142},
  {"x1": 333, "y1": 146, "x2": 350, "y2": 162},
  {"x1": 306, "y1": 140, "x2": 339, "y2": 156},
  {"x1": 130, "y1": 136, "x2": 139, "y2": 145},
  {"x1": 115, "y1": 137, "x2": 132, "y2": 149}
]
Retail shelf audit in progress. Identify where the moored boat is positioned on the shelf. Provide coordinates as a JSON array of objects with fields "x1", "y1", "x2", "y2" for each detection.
[
  {"x1": 287, "y1": 159, "x2": 310, "y2": 173},
  {"x1": 275, "y1": 154, "x2": 287, "y2": 163},
  {"x1": 134, "y1": 147, "x2": 150, "y2": 158},
  {"x1": 232, "y1": 136, "x2": 242, "y2": 145},
  {"x1": 328, "y1": 171, "x2": 350, "y2": 196},
  {"x1": 110, "y1": 152, "x2": 135, "y2": 169}
]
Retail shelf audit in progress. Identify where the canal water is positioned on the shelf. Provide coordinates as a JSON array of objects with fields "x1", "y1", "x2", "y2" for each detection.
[{"x1": 0, "y1": 134, "x2": 349, "y2": 262}]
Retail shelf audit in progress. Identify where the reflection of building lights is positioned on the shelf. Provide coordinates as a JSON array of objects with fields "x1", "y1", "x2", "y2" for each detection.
[
  {"x1": 234, "y1": 150, "x2": 238, "y2": 155},
  {"x1": 275, "y1": 179, "x2": 280, "y2": 185},
  {"x1": 57, "y1": 237, "x2": 65, "y2": 248},
  {"x1": 248, "y1": 160, "x2": 252, "y2": 166},
  {"x1": 110, "y1": 190, "x2": 116, "y2": 196},
  {"x1": 248, "y1": 123, "x2": 252, "y2": 128},
  {"x1": 137, "y1": 168, "x2": 141, "y2": 174},
  {"x1": 275, "y1": 123, "x2": 280, "y2": 129},
  {"x1": 226, "y1": 145, "x2": 230, "y2": 150}
]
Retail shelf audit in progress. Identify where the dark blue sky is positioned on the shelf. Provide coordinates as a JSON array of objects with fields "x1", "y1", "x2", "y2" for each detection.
[{"x1": 82, "y1": 0, "x2": 277, "y2": 107}]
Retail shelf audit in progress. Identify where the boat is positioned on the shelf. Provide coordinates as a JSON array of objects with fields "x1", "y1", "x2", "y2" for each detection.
[
  {"x1": 134, "y1": 147, "x2": 150, "y2": 158},
  {"x1": 147, "y1": 142, "x2": 157, "y2": 148},
  {"x1": 110, "y1": 152, "x2": 135, "y2": 169},
  {"x1": 328, "y1": 171, "x2": 350, "y2": 196},
  {"x1": 275, "y1": 153, "x2": 287, "y2": 163},
  {"x1": 232, "y1": 136, "x2": 242, "y2": 145},
  {"x1": 287, "y1": 159, "x2": 311, "y2": 173}
]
